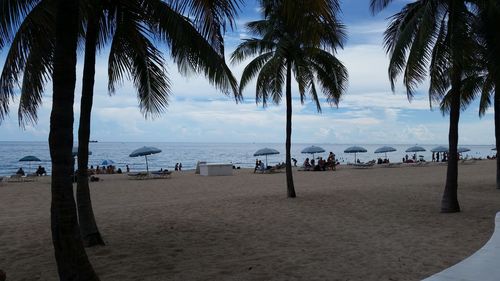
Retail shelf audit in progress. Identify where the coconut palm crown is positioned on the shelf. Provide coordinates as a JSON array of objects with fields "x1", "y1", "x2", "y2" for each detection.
[{"x1": 231, "y1": 0, "x2": 348, "y2": 197}]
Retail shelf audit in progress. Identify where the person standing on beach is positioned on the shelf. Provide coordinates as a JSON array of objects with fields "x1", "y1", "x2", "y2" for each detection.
[
  {"x1": 179, "y1": 163, "x2": 182, "y2": 171},
  {"x1": 175, "y1": 163, "x2": 179, "y2": 171},
  {"x1": 126, "y1": 165, "x2": 130, "y2": 173}
]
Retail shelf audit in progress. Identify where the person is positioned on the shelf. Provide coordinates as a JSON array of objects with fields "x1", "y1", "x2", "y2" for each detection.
[
  {"x1": 117, "y1": 168, "x2": 122, "y2": 174},
  {"x1": 95, "y1": 165, "x2": 100, "y2": 174},
  {"x1": 405, "y1": 154, "x2": 409, "y2": 162},
  {"x1": 303, "y1": 158, "x2": 312, "y2": 170},
  {"x1": 317, "y1": 157, "x2": 326, "y2": 171},
  {"x1": 327, "y1": 152, "x2": 336, "y2": 171},
  {"x1": 291, "y1": 158, "x2": 297, "y2": 167},
  {"x1": 16, "y1": 167, "x2": 25, "y2": 176},
  {"x1": 36, "y1": 165, "x2": 47, "y2": 176},
  {"x1": 179, "y1": 163, "x2": 182, "y2": 171},
  {"x1": 175, "y1": 163, "x2": 179, "y2": 171},
  {"x1": 432, "y1": 152, "x2": 435, "y2": 162},
  {"x1": 126, "y1": 164, "x2": 130, "y2": 173},
  {"x1": 254, "y1": 159, "x2": 260, "y2": 173},
  {"x1": 311, "y1": 158, "x2": 315, "y2": 167},
  {"x1": 259, "y1": 160, "x2": 266, "y2": 171}
]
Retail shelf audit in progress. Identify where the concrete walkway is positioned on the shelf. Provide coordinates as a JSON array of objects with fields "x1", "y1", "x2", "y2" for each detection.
[{"x1": 423, "y1": 212, "x2": 500, "y2": 281}]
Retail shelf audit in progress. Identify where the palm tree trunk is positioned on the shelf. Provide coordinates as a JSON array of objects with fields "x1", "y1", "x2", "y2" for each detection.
[
  {"x1": 77, "y1": 11, "x2": 105, "y2": 247},
  {"x1": 285, "y1": 60, "x2": 296, "y2": 198},
  {"x1": 50, "y1": 0, "x2": 99, "y2": 279},
  {"x1": 495, "y1": 87, "x2": 500, "y2": 189},
  {"x1": 441, "y1": 86, "x2": 461, "y2": 213}
]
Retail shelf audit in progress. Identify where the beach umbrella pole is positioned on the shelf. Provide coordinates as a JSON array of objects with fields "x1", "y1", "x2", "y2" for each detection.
[
  {"x1": 265, "y1": 155, "x2": 268, "y2": 167},
  {"x1": 145, "y1": 155, "x2": 149, "y2": 172}
]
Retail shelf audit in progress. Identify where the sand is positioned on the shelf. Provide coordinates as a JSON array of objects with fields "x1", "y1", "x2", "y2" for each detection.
[{"x1": 1, "y1": 160, "x2": 499, "y2": 280}]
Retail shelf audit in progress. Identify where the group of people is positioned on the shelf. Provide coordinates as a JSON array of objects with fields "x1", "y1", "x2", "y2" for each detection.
[
  {"x1": 253, "y1": 159, "x2": 286, "y2": 173},
  {"x1": 431, "y1": 152, "x2": 448, "y2": 162},
  {"x1": 88, "y1": 165, "x2": 122, "y2": 175},
  {"x1": 15, "y1": 165, "x2": 47, "y2": 177},
  {"x1": 302, "y1": 152, "x2": 337, "y2": 171},
  {"x1": 174, "y1": 163, "x2": 182, "y2": 171}
]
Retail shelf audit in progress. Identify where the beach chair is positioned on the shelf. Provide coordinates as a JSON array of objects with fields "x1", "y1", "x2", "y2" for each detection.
[
  {"x1": 127, "y1": 172, "x2": 149, "y2": 180},
  {"x1": 352, "y1": 162, "x2": 374, "y2": 169},
  {"x1": 7, "y1": 174, "x2": 23, "y2": 182},
  {"x1": 151, "y1": 170, "x2": 172, "y2": 179}
]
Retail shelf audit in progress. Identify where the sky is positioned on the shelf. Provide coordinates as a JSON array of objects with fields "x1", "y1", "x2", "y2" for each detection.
[{"x1": 0, "y1": 0, "x2": 495, "y2": 145}]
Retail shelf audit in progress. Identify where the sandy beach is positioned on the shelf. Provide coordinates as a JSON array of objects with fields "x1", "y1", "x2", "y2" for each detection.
[{"x1": 1, "y1": 160, "x2": 499, "y2": 280}]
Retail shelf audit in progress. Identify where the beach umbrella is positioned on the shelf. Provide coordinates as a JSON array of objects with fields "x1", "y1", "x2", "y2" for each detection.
[
  {"x1": 405, "y1": 146, "x2": 426, "y2": 161},
  {"x1": 301, "y1": 145, "x2": 326, "y2": 159},
  {"x1": 431, "y1": 146, "x2": 448, "y2": 153},
  {"x1": 374, "y1": 146, "x2": 396, "y2": 159},
  {"x1": 19, "y1": 155, "x2": 41, "y2": 173},
  {"x1": 101, "y1": 159, "x2": 115, "y2": 166},
  {"x1": 72, "y1": 147, "x2": 92, "y2": 157},
  {"x1": 129, "y1": 146, "x2": 162, "y2": 172},
  {"x1": 253, "y1": 148, "x2": 280, "y2": 167},
  {"x1": 457, "y1": 147, "x2": 470, "y2": 153},
  {"x1": 405, "y1": 146, "x2": 426, "y2": 153},
  {"x1": 344, "y1": 146, "x2": 367, "y2": 163}
]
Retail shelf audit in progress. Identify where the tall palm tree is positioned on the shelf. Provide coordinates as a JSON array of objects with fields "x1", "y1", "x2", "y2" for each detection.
[
  {"x1": 371, "y1": 0, "x2": 478, "y2": 212},
  {"x1": 51, "y1": 0, "x2": 100, "y2": 278},
  {"x1": 474, "y1": 0, "x2": 500, "y2": 188},
  {"x1": 0, "y1": 0, "x2": 99, "y2": 277},
  {"x1": 0, "y1": 0, "x2": 240, "y2": 248},
  {"x1": 231, "y1": 0, "x2": 348, "y2": 198},
  {"x1": 76, "y1": 0, "x2": 241, "y2": 246}
]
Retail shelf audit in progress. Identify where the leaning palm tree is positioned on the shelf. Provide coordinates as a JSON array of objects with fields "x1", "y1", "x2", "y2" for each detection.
[
  {"x1": 371, "y1": 0, "x2": 478, "y2": 212},
  {"x1": 76, "y1": 0, "x2": 240, "y2": 247},
  {"x1": 231, "y1": 0, "x2": 348, "y2": 198}
]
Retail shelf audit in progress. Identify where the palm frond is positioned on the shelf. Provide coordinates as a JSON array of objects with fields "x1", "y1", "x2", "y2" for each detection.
[
  {"x1": 0, "y1": 0, "x2": 54, "y2": 123},
  {"x1": 239, "y1": 51, "x2": 273, "y2": 95},
  {"x1": 144, "y1": 0, "x2": 240, "y2": 101}
]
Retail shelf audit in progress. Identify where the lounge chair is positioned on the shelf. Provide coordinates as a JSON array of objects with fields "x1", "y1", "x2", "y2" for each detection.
[
  {"x1": 151, "y1": 170, "x2": 172, "y2": 179},
  {"x1": 383, "y1": 162, "x2": 402, "y2": 168},
  {"x1": 352, "y1": 162, "x2": 374, "y2": 169},
  {"x1": 127, "y1": 172, "x2": 149, "y2": 180}
]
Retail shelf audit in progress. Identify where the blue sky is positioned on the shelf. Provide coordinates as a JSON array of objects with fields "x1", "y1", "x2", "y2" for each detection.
[{"x1": 0, "y1": 0, "x2": 495, "y2": 144}]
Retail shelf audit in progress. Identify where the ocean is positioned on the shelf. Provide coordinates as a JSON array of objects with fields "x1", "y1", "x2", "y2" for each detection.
[{"x1": 0, "y1": 141, "x2": 495, "y2": 176}]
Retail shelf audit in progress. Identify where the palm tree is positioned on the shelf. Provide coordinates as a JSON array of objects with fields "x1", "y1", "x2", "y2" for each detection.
[
  {"x1": 371, "y1": 0, "x2": 478, "y2": 212},
  {"x1": 76, "y1": 0, "x2": 241, "y2": 246},
  {"x1": 474, "y1": 0, "x2": 500, "y2": 188},
  {"x1": 231, "y1": 0, "x2": 348, "y2": 198},
  {"x1": 51, "y1": 0, "x2": 100, "y2": 278},
  {"x1": 0, "y1": 0, "x2": 98, "y2": 277},
  {"x1": 0, "y1": 0, "x2": 240, "y2": 248}
]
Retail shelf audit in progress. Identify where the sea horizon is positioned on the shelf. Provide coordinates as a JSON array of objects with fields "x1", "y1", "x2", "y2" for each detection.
[{"x1": 0, "y1": 141, "x2": 496, "y2": 176}]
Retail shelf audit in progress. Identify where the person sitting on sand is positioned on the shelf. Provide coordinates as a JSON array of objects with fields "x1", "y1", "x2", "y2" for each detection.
[
  {"x1": 36, "y1": 165, "x2": 47, "y2": 176},
  {"x1": 303, "y1": 158, "x2": 312, "y2": 170},
  {"x1": 16, "y1": 167, "x2": 25, "y2": 176},
  {"x1": 254, "y1": 159, "x2": 260, "y2": 173},
  {"x1": 291, "y1": 158, "x2": 297, "y2": 167}
]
